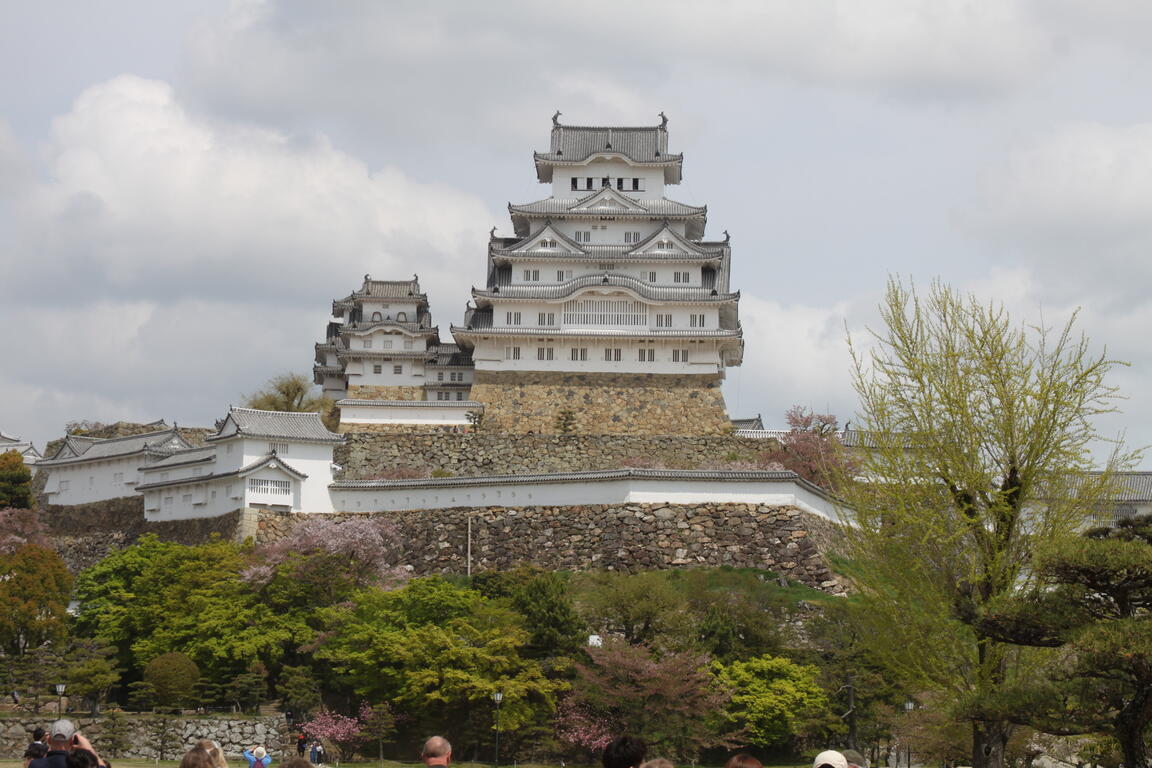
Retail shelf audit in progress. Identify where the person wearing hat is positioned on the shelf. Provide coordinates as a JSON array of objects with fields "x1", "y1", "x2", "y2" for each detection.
[
  {"x1": 813, "y1": 751, "x2": 849, "y2": 768},
  {"x1": 842, "y1": 750, "x2": 867, "y2": 768},
  {"x1": 241, "y1": 747, "x2": 271, "y2": 768},
  {"x1": 28, "y1": 721, "x2": 109, "y2": 768}
]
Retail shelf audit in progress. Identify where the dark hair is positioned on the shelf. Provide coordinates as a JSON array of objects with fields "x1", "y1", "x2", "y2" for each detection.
[
  {"x1": 33, "y1": 728, "x2": 47, "y2": 742},
  {"x1": 24, "y1": 744, "x2": 49, "y2": 761},
  {"x1": 603, "y1": 737, "x2": 647, "y2": 768},
  {"x1": 66, "y1": 750, "x2": 99, "y2": 768},
  {"x1": 725, "y1": 755, "x2": 763, "y2": 768}
]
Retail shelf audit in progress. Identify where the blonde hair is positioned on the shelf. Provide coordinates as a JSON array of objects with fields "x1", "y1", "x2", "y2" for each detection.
[{"x1": 194, "y1": 740, "x2": 228, "y2": 768}]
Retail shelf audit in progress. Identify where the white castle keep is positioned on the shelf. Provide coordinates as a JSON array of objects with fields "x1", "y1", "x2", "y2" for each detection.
[{"x1": 316, "y1": 114, "x2": 744, "y2": 435}]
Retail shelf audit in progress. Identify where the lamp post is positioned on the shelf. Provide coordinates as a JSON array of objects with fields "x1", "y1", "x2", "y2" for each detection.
[
  {"x1": 903, "y1": 700, "x2": 915, "y2": 768},
  {"x1": 55, "y1": 684, "x2": 67, "y2": 715},
  {"x1": 492, "y1": 691, "x2": 504, "y2": 768}
]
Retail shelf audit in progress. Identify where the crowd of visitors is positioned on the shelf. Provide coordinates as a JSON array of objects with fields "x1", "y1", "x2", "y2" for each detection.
[{"x1": 23, "y1": 718, "x2": 865, "y2": 768}]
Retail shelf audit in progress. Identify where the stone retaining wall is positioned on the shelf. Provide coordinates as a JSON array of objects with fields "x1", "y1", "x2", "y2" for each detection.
[
  {"x1": 37, "y1": 500, "x2": 242, "y2": 572},
  {"x1": 256, "y1": 503, "x2": 846, "y2": 593},
  {"x1": 347, "y1": 384, "x2": 424, "y2": 400},
  {"x1": 0, "y1": 715, "x2": 288, "y2": 760},
  {"x1": 467, "y1": 370, "x2": 732, "y2": 435},
  {"x1": 337, "y1": 433, "x2": 772, "y2": 480}
]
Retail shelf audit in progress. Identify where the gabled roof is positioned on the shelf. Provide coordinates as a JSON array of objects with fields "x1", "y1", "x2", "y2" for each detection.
[
  {"x1": 625, "y1": 222, "x2": 711, "y2": 257},
  {"x1": 731, "y1": 415, "x2": 764, "y2": 431},
  {"x1": 208, "y1": 407, "x2": 344, "y2": 445},
  {"x1": 534, "y1": 118, "x2": 684, "y2": 183},
  {"x1": 39, "y1": 427, "x2": 190, "y2": 466},
  {"x1": 333, "y1": 276, "x2": 427, "y2": 311},
  {"x1": 472, "y1": 273, "x2": 739, "y2": 303},
  {"x1": 509, "y1": 189, "x2": 706, "y2": 239},
  {"x1": 139, "y1": 447, "x2": 216, "y2": 471},
  {"x1": 135, "y1": 452, "x2": 308, "y2": 491}
]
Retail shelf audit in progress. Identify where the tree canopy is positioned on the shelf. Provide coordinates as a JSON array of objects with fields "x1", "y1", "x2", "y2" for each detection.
[
  {"x1": 839, "y1": 278, "x2": 1139, "y2": 768},
  {"x1": 243, "y1": 372, "x2": 336, "y2": 430}
]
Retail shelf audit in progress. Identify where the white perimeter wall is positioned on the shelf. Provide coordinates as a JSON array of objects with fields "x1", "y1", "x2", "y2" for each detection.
[
  {"x1": 43, "y1": 454, "x2": 147, "y2": 505},
  {"x1": 339, "y1": 402, "x2": 477, "y2": 426},
  {"x1": 331, "y1": 476, "x2": 841, "y2": 519}
]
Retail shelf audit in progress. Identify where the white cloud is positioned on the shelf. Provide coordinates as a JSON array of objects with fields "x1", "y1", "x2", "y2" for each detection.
[
  {"x1": 973, "y1": 121, "x2": 1152, "y2": 308},
  {"x1": 0, "y1": 74, "x2": 498, "y2": 448},
  {"x1": 724, "y1": 293, "x2": 862, "y2": 426}
]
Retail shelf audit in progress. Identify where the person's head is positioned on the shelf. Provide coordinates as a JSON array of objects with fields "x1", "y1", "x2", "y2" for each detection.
[
  {"x1": 48, "y1": 720, "x2": 76, "y2": 750},
  {"x1": 24, "y1": 743, "x2": 49, "y2": 768},
  {"x1": 65, "y1": 750, "x2": 99, "y2": 768},
  {"x1": 195, "y1": 740, "x2": 227, "y2": 768},
  {"x1": 421, "y1": 736, "x2": 452, "y2": 766},
  {"x1": 640, "y1": 759, "x2": 674, "y2": 768},
  {"x1": 253, "y1": 748, "x2": 267, "y2": 761},
  {"x1": 33, "y1": 728, "x2": 46, "y2": 743},
  {"x1": 813, "y1": 751, "x2": 848, "y2": 768},
  {"x1": 841, "y1": 750, "x2": 866, "y2": 768},
  {"x1": 603, "y1": 737, "x2": 647, "y2": 768},
  {"x1": 724, "y1": 755, "x2": 763, "y2": 768},
  {"x1": 181, "y1": 748, "x2": 216, "y2": 768}
]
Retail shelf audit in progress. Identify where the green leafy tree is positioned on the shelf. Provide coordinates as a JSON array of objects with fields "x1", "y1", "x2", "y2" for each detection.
[
  {"x1": 316, "y1": 578, "x2": 562, "y2": 749},
  {"x1": 979, "y1": 515, "x2": 1152, "y2": 768},
  {"x1": 143, "y1": 715, "x2": 183, "y2": 761},
  {"x1": 278, "y1": 664, "x2": 322, "y2": 717},
  {"x1": 0, "y1": 543, "x2": 72, "y2": 655},
  {"x1": 225, "y1": 661, "x2": 268, "y2": 713},
  {"x1": 574, "y1": 570, "x2": 691, "y2": 646},
  {"x1": 555, "y1": 409, "x2": 577, "y2": 436},
  {"x1": 64, "y1": 639, "x2": 121, "y2": 714},
  {"x1": 96, "y1": 709, "x2": 133, "y2": 758},
  {"x1": 511, "y1": 572, "x2": 587, "y2": 660},
  {"x1": 126, "y1": 680, "x2": 157, "y2": 711},
  {"x1": 840, "y1": 279, "x2": 1139, "y2": 768},
  {"x1": 0, "y1": 451, "x2": 33, "y2": 508},
  {"x1": 564, "y1": 639, "x2": 735, "y2": 761},
  {"x1": 712, "y1": 654, "x2": 832, "y2": 749},
  {"x1": 144, "y1": 651, "x2": 199, "y2": 709},
  {"x1": 244, "y1": 372, "x2": 337, "y2": 431},
  {"x1": 358, "y1": 702, "x2": 397, "y2": 763}
]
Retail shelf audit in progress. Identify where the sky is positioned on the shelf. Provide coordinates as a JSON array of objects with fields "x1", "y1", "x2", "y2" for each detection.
[{"x1": 1, "y1": 0, "x2": 1150, "y2": 465}]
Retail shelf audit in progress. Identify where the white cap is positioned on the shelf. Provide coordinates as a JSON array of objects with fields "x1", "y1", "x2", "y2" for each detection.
[{"x1": 814, "y1": 751, "x2": 848, "y2": 768}]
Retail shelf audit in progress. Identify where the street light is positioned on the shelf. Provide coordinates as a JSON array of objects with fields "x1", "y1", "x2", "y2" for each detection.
[
  {"x1": 903, "y1": 701, "x2": 915, "y2": 768},
  {"x1": 55, "y1": 684, "x2": 66, "y2": 715},
  {"x1": 492, "y1": 692, "x2": 504, "y2": 768}
]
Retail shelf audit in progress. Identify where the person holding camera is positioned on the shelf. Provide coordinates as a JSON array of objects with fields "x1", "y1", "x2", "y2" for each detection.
[{"x1": 27, "y1": 720, "x2": 110, "y2": 768}]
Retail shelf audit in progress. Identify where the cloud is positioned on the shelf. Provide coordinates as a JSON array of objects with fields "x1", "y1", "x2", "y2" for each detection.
[
  {"x1": 724, "y1": 294, "x2": 862, "y2": 426},
  {"x1": 182, "y1": 0, "x2": 1057, "y2": 157},
  {"x1": 0, "y1": 74, "x2": 498, "y2": 448},
  {"x1": 972, "y1": 121, "x2": 1152, "y2": 308}
]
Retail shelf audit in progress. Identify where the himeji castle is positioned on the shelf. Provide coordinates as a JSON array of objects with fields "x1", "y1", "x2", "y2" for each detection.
[{"x1": 315, "y1": 114, "x2": 743, "y2": 435}]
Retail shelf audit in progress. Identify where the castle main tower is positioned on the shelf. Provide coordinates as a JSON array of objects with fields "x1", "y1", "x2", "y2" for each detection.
[{"x1": 451, "y1": 114, "x2": 743, "y2": 435}]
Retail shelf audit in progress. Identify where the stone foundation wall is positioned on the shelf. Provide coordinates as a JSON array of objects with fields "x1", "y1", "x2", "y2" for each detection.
[
  {"x1": 337, "y1": 433, "x2": 773, "y2": 480},
  {"x1": 0, "y1": 715, "x2": 288, "y2": 760},
  {"x1": 346, "y1": 384, "x2": 424, "y2": 401},
  {"x1": 37, "y1": 500, "x2": 242, "y2": 572},
  {"x1": 467, "y1": 370, "x2": 732, "y2": 435},
  {"x1": 255, "y1": 503, "x2": 845, "y2": 593}
]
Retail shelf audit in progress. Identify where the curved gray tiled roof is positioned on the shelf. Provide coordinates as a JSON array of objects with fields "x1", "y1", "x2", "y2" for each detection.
[
  {"x1": 333, "y1": 277, "x2": 427, "y2": 309},
  {"x1": 336, "y1": 399, "x2": 483, "y2": 408},
  {"x1": 209, "y1": 407, "x2": 344, "y2": 444},
  {"x1": 509, "y1": 195, "x2": 705, "y2": 218},
  {"x1": 140, "y1": 447, "x2": 216, "y2": 471},
  {"x1": 473, "y1": 273, "x2": 738, "y2": 302},
  {"x1": 40, "y1": 427, "x2": 189, "y2": 466},
  {"x1": 331, "y1": 467, "x2": 834, "y2": 499},
  {"x1": 135, "y1": 453, "x2": 309, "y2": 491},
  {"x1": 451, "y1": 325, "x2": 742, "y2": 339},
  {"x1": 533, "y1": 121, "x2": 684, "y2": 183}
]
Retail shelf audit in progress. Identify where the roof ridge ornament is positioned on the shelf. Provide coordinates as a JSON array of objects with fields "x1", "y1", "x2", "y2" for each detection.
[
  {"x1": 659, "y1": 111, "x2": 668, "y2": 129},
  {"x1": 489, "y1": 226, "x2": 497, "y2": 240},
  {"x1": 723, "y1": 229, "x2": 730, "y2": 243},
  {"x1": 552, "y1": 110, "x2": 561, "y2": 127}
]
